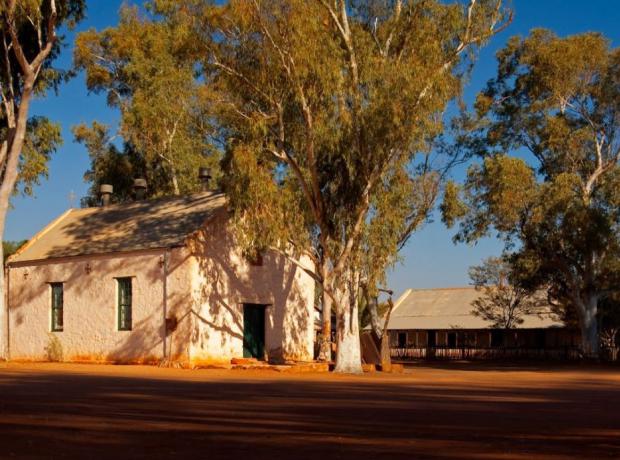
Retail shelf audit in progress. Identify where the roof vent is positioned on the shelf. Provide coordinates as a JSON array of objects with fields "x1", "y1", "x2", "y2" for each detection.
[
  {"x1": 133, "y1": 178, "x2": 147, "y2": 200},
  {"x1": 198, "y1": 167, "x2": 212, "y2": 192},
  {"x1": 100, "y1": 184, "x2": 113, "y2": 207}
]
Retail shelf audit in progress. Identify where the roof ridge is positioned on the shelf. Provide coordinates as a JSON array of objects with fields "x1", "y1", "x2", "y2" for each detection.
[
  {"x1": 411, "y1": 286, "x2": 475, "y2": 291},
  {"x1": 78, "y1": 190, "x2": 225, "y2": 212}
]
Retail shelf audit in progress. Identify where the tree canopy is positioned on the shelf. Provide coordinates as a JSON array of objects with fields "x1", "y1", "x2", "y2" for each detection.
[
  {"x1": 2, "y1": 239, "x2": 26, "y2": 262},
  {"x1": 185, "y1": 0, "x2": 511, "y2": 371},
  {"x1": 74, "y1": 3, "x2": 219, "y2": 202},
  {"x1": 0, "y1": 0, "x2": 83, "y2": 199},
  {"x1": 443, "y1": 30, "x2": 620, "y2": 356}
]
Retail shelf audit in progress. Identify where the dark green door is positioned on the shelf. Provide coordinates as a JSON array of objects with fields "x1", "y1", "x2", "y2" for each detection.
[{"x1": 243, "y1": 304, "x2": 265, "y2": 359}]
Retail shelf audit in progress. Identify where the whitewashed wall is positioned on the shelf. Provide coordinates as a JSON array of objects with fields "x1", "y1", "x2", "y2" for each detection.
[
  {"x1": 7, "y1": 248, "x2": 192, "y2": 363},
  {"x1": 7, "y1": 217, "x2": 315, "y2": 365},
  {"x1": 187, "y1": 211, "x2": 315, "y2": 365}
]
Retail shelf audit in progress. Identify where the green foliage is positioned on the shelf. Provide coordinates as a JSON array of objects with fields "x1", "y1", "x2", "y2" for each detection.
[
  {"x1": 198, "y1": 0, "x2": 508, "y2": 286},
  {"x1": 221, "y1": 143, "x2": 308, "y2": 255},
  {"x1": 73, "y1": 122, "x2": 165, "y2": 206},
  {"x1": 447, "y1": 155, "x2": 538, "y2": 243},
  {"x1": 0, "y1": 1, "x2": 84, "y2": 201},
  {"x1": 3, "y1": 240, "x2": 27, "y2": 262},
  {"x1": 359, "y1": 299, "x2": 390, "y2": 330},
  {"x1": 445, "y1": 30, "x2": 620, "y2": 354},
  {"x1": 74, "y1": 3, "x2": 219, "y2": 200},
  {"x1": 18, "y1": 117, "x2": 62, "y2": 197},
  {"x1": 0, "y1": 0, "x2": 86, "y2": 95},
  {"x1": 440, "y1": 180, "x2": 467, "y2": 229}
]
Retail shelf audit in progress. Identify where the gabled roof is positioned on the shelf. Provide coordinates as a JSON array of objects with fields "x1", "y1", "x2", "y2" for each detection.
[
  {"x1": 387, "y1": 287, "x2": 564, "y2": 330},
  {"x1": 9, "y1": 191, "x2": 226, "y2": 263}
]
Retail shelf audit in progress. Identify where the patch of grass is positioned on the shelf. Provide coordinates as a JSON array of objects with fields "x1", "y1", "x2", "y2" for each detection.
[{"x1": 44, "y1": 334, "x2": 63, "y2": 362}]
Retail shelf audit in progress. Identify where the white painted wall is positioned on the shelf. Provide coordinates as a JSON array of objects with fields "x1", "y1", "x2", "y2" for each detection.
[
  {"x1": 7, "y1": 250, "x2": 177, "y2": 362},
  {"x1": 6, "y1": 216, "x2": 315, "y2": 365},
  {"x1": 0, "y1": 281, "x2": 6, "y2": 360},
  {"x1": 187, "y1": 211, "x2": 315, "y2": 365}
]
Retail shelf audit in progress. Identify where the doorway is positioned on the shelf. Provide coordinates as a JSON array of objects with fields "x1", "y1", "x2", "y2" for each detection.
[
  {"x1": 243, "y1": 304, "x2": 266, "y2": 359},
  {"x1": 427, "y1": 330, "x2": 436, "y2": 348}
]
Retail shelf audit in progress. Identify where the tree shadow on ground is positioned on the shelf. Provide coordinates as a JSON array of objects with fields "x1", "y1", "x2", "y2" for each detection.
[
  {"x1": 0, "y1": 366, "x2": 618, "y2": 459},
  {"x1": 402, "y1": 360, "x2": 620, "y2": 373}
]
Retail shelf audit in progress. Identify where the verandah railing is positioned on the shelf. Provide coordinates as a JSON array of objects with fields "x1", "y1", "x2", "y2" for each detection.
[{"x1": 391, "y1": 346, "x2": 582, "y2": 361}]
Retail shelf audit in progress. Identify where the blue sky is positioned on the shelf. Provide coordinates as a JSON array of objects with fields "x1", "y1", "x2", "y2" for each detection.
[{"x1": 7, "y1": 0, "x2": 620, "y2": 298}]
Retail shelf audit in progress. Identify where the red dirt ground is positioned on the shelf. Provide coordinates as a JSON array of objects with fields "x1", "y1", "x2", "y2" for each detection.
[{"x1": 0, "y1": 362, "x2": 619, "y2": 459}]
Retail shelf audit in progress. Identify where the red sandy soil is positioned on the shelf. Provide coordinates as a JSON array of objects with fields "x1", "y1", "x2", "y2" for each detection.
[{"x1": 0, "y1": 362, "x2": 619, "y2": 459}]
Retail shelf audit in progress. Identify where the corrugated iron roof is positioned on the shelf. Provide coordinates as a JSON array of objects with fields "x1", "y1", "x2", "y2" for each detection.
[
  {"x1": 387, "y1": 287, "x2": 564, "y2": 330},
  {"x1": 10, "y1": 191, "x2": 226, "y2": 263}
]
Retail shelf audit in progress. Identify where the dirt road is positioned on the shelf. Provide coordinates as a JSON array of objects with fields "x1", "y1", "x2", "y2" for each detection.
[{"x1": 0, "y1": 362, "x2": 618, "y2": 459}]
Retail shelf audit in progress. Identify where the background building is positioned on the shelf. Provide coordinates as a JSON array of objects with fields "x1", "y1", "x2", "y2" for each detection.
[{"x1": 388, "y1": 288, "x2": 580, "y2": 360}]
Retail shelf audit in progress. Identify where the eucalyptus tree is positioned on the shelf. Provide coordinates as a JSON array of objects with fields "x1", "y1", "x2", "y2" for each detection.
[
  {"x1": 469, "y1": 257, "x2": 545, "y2": 329},
  {"x1": 186, "y1": 0, "x2": 511, "y2": 372},
  {"x1": 599, "y1": 294, "x2": 620, "y2": 361},
  {"x1": 3, "y1": 239, "x2": 26, "y2": 263},
  {"x1": 358, "y1": 162, "x2": 440, "y2": 366},
  {"x1": 72, "y1": 122, "x2": 148, "y2": 206},
  {"x1": 443, "y1": 31, "x2": 620, "y2": 357},
  {"x1": 0, "y1": 0, "x2": 84, "y2": 359},
  {"x1": 74, "y1": 3, "x2": 219, "y2": 198}
]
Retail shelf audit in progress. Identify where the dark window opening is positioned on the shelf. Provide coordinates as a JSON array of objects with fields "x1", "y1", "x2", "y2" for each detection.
[
  {"x1": 460, "y1": 331, "x2": 476, "y2": 347},
  {"x1": 491, "y1": 330, "x2": 504, "y2": 348},
  {"x1": 117, "y1": 277, "x2": 132, "y2": 331},
  {"x1": 50, "y1": 283, "x2": 63, "y2": 332},
  {"x1": 535, "y1": 330, "x2": 546, "y2": 348},
  {"x1": 427, "y1": 330, "x2": 436, "y2": 347},
  {"x1": 397, "y1": 332, "x2": 407, "y2": 348},
  {"x1": 447, "y1": 332, "x2": 457, "y2": 348}
]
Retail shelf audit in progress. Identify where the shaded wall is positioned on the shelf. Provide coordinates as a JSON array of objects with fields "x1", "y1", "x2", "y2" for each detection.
[
  {"x1": 7, "y1": 248, "x2": 192, "y2": 363},
  {"x1": 187, "y1": 211, "x2": 315, "y2": 365},
  {"x1": 161, "y1": 246, "x2": 194, "y2": 364}
]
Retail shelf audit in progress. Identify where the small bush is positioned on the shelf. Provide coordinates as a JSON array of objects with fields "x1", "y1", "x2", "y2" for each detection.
[{"x1": 44, "y1": 334, "x2": 64, "y2": 362}]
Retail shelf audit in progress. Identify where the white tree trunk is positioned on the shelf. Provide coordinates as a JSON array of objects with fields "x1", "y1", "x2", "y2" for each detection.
[
  {"x1": 171, "y1": 169, "x2": 180, "y2": 196},
  {"x1": 333, "y1": 285, "x2": 362, "y2": 373},
  {"x1": 317, "y1": 289, "x2": 332, "y2": 361},
  {"x1": 575, "y1": 293, "x2": 599, "y2": 359},
  {"x1": 368, "y1": 295, "x2": 383, "y2": 338}
]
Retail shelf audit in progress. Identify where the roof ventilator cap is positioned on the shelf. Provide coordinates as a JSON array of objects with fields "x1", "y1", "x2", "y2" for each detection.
[
  {"x1": 100, "y1": 184, "x2": 113, "y2": 207},
  {"x1": 133, "y1": 178, "x2": 147, "y2": 200},
  {"x1": 198, "y1": 167, "x2": 212, "y2": 192}
]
